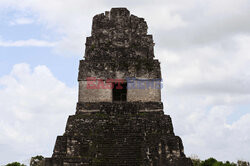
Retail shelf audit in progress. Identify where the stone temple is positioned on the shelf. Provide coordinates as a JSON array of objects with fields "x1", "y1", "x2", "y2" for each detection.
[{"x1": 44, "y1": 8, "x2": 193, "y2": 166}]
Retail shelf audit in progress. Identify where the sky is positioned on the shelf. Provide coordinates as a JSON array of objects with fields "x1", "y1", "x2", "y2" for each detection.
[{"x1": 0, "y1": 0, "x2": 250, "y2": 165}]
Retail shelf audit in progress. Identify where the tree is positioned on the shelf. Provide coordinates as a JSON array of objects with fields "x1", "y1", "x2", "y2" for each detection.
[
  {"x1": 190, "y1": 156, "x2": 237, "y2": 166},
  {"x1": 237, "y1": 160, "x2": 250, "y2": 166},
  {"x1": 5, "y1": 162, "x2": 25, "y2": 166},
  {"x1": 201, "y1": 157, "x2": 218, "y2": 166}
]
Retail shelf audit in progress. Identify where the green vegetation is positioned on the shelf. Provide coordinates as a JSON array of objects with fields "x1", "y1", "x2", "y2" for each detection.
[
  {"x1": 5, "y1": 155, "x2": 44, "y2": 166},
  {"x1": 5, "y1": 155, "x2": 249, "y2": 166},
  {"x1": 5, "y1": 162, "x2": 26, "y2": 166},
  {"x1": 191, "y1": 156, "x2": 249, "y2": 166}
]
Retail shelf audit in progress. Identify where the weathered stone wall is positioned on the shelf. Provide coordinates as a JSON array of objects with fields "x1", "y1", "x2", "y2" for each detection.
[
  {"x1": 127, "y1": 80, "x2": 161, "y2": 102},
  {"x1": 127, "y1": 88, "x2": 161, "y2": 102},
  {"x1": 76, "y1": 102, "x2": 163, "y2": 114},
  {"x1": 85, "y1": 8, "x2": 154, "y2": 61},
  {"x1": 78, "y1": 80, "x2": 161, "y2": 103},
  {"x1": 78, "y1": 81, "x2": 112, "y2": 102},
  {"x1": 78, "y1": 60, "x2": 161, "y2": 81},
  {"x1": 45, "y1": 107, "x2": 193, "y2": 166}
]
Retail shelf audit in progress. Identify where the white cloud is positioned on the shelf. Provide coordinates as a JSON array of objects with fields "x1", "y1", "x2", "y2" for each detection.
[
  {"x1": 9, "y1": 17, "x2": 34, "y2": 25},
  {"x1": 164, "y1": 94, "x2": 250, "y2": 162},
  {"x1": 1, "y1": 0, "x2": 250, "y2": 53},
  {"x1": 0, "y1": 38, "x2": 57, "y2": 47},
  {"x1": 158, "y1": 34, "x2": 250, "y2": 162},
  {"x1": 157, "y1": 34, "x2": 250, "y2": 95},
  {"x1": 0, "y1": 63, "x2": 77, "y2": 165}
]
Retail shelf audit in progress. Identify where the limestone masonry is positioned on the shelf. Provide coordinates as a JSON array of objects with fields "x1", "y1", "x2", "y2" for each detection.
[{"x1": 44, "y1": 8, "x2": 193, "y2": 166}]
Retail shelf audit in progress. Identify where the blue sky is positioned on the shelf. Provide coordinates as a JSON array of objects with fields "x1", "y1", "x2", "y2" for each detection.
[
  {"x1": 0, "y1": 8, "x2": 79, "y2": 86},
  {"x1": 1, "y1": 0, "x2": 250, "y2": 165}
]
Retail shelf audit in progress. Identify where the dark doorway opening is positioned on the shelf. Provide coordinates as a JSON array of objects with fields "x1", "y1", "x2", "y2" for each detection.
[{"x1": 113, "y1": 83, "x2": 127, "y2": 102}]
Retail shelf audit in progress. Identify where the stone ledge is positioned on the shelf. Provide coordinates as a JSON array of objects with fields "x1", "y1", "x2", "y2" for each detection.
[
  {"x1": 76, "y1": 102, "x2": 163, "y2": 114},
  {"x1": 78, "y1": 59, "x2": 161, "y2": 80}
]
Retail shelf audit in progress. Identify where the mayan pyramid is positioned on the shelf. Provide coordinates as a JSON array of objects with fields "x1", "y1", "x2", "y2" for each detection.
[{"x1": 44, "y1": 8, "x2": 193, "y2": 166}]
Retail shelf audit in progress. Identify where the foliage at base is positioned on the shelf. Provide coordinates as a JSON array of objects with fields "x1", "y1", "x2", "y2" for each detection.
[{"x1": 190, "y1": 155, "x2": 249, "y2": 166}]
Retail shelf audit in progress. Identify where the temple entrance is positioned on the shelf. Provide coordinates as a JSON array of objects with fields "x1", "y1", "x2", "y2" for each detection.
[{"x1": 112, "y1": 83, "x2": 127, "y2": 102}]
